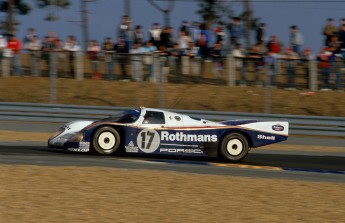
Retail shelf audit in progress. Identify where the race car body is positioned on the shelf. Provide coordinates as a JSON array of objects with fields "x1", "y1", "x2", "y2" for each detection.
[{"x1": 48, "y1": 107, "x2": 289, "y2": 162}]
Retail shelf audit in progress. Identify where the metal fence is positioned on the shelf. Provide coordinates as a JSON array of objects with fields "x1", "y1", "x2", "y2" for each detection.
[
  {"x1": 0, "y1": 102, "x2": 344, "y2": 137},
  {"x1": 1, "y1": 52, "x2": 344, "y2": 91}
]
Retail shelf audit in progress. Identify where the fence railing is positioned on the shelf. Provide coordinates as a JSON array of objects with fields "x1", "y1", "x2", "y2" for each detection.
[
  {"x1": 0, "y1": 102, "x2": 344, "y2": 137},
  {"x1": 1, "y1": 52, "x2": 344, "y2": 91}
]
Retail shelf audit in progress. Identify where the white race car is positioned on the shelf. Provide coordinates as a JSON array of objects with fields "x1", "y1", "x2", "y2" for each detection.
[{"x1": 48, "y1": 107, "x2": 289, "y2": 162}]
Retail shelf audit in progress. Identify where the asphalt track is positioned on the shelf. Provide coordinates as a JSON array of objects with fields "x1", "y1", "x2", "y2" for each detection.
[{"x1": 0, "y1": 121, "x2": 345, "y2": 183}]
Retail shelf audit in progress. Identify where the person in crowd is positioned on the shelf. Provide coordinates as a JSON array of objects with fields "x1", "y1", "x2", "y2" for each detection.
[
  {"x1": 256, "y1": 23, "x2": 266, "y2": 45},
  {"x1": 26, "y1": 35, "x2": 42, "y2": 76},
  {"x1": 232, "y1": 43, "x2": 246, "y2": 86},
  {"x1": 169, "y1": 42, "x2": 182, "y2": 82},
  {"x1": 186, "y1": 41, "x2": 200, "y2": 82},
  {"x1": 177, "y1": 30, "x2": 191, "y2": 76},
  {"x1": 158, "y1": 45, "x2": 170, "y2": 83},
  {"x1": 114, "y1": 36, "x2": 130, "y2": 80},
  {"x1": 290, "y1": 25, "x2": 303, "y2": 55},
  {"x1": 130, "y1": 42, "x2": 144, "y2": 82},
  {"x1": 63, "y1": 35, "x2": 80, "y2": 77},
  {"x1": 7, "y1": 34, "x2": 22, "y2": 76},
  {"x1": 337, "y1": 23, "x2": 345, "y2": 58},
  {"x1": 160, "y1": 26, "x2": 173, "y2": 49},
  {"x1": 339, "y1": 18, "x2": 345, "y2": 30},
  {"x1": 102, "y1": 37, "x2": 116, "y2": 80},
  {"x1": 199, "y1": 23, "x2": 210, "y2": 44},
  {"x1": 133, "y1": 25, "x2": 144, "y2": 45},
  {"x1": 0, "y1": 35, "x2": 7, "y2": 72},
  {"x1": 142, "y1": 41, "x2": 157, "y2": 82},
  {"x1": 190, "y1": 21, "x2": 201, "y2": 42},
  {"x1": 283, "y1": 48, "x2": 299, "y2": 90},
  {"x1": 328, "y1": 35, "x2": 341, "y2": 54},
  {"x1": 248, "y1": 43, "x2": 265, "y2": 86},
  {"x1": 41, "y1": 32, "x2": 60, "y2": 72},
  {"x1": 266, "y1": 35, "x2": 282, "y2": 79},
  {"x1": 210, "y1": 41, "x2": 224, "y2": 79},
  {"x1": 23, "y1": 28, "x2": 37, "y2": 44},
  {"x1": 87, "y1": 40, "x2": 101, "y2": 80},
  {"x1": 117, "y1": 15, "x2": 133, "y2": 48},
  {"x1": 322, "y1": 18, "x2": 337, "y2": 47},
  {"x1": 227, "y1": 17, "x2": 243, "y2": 50},
  {"x1": 318, "y1": 47, "x2": 333, "y2": 91},
  {"x1": 177, "y1": 30, "x2": 191, "y2": 51},
  {"x1": 148, "y1": 23, "x2": 162, "y2": 48},
  {"x1": 180, "y1": 20, "x2": 190, "y2": 37},
  {"x1": 332, "y1": 53, "x2": 343, "y2": 91},
  {"x1": 214, "y1": 21, "x2": 226, "y2": 46},
  {"x1": 300, "y1": 48, "x2": 315, "y2": 85}
]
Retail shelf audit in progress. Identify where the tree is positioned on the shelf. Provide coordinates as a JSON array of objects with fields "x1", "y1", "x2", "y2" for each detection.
[
  {"x1": 0, "y1": 0, "x2": 31, "y2": 35},
  {"x1": 36, "y1": 0, "x2": 70, "y2": 21},
  {"x1": 196, "y1": 0, "x2": 229, "y2": 29}
]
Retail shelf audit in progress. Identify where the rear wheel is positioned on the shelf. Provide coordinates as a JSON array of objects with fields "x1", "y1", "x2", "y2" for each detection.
[
  {"x1": 219, "y1": 132, "x2": 249, "y2": 162},
  {"x1": 93, "y1": 127, "x2": 120, "y2": 155}
]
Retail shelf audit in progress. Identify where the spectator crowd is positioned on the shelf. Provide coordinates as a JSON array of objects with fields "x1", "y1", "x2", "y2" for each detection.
[{"x1": 0, "y1": 15, "x2": 344, "y2": 91}]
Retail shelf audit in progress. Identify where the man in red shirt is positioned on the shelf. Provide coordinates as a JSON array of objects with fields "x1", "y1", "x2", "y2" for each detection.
[
  {"x1": 266, "y1": 35, "x2": 281, "y2": 83},
  {"x1": 7, "y1": 34, "x2": 22, "y2": 76}
]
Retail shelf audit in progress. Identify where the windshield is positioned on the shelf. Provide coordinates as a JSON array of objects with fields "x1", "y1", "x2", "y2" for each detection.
[{"x1": 102, "y1": 109, "x2": 141, "y2": 123}]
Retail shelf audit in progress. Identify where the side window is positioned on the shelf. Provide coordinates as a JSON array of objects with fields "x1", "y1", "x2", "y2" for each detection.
[{"x1": 142, "y1": 111, "x2": 166, "y2": 124}]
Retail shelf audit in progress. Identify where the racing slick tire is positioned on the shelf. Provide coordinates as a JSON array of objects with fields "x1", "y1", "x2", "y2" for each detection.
[
  {"x1": 219, "y1": 132, "x2": 249, "y2": 162},
  {"x1": 92, "y1": 127, "x2": 121, "y2": 155}
]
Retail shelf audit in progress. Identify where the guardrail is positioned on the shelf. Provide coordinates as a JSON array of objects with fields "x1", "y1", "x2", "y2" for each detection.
[{"x1": 0, "y1": 102, "x2": 344, "y2": 137}]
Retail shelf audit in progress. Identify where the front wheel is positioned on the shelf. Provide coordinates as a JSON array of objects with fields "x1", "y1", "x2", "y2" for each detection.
[
  {"x1": 92, "y1": 127, "x2": 120, "y2": 155},
  {"x1": 219, "y1": 132, "x2": 249, "y2": 162}
]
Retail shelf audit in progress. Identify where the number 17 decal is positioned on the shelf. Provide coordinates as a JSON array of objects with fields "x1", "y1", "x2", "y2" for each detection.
[{"x1": 137, "y1": 129, "x2": 160, "y2": 153}]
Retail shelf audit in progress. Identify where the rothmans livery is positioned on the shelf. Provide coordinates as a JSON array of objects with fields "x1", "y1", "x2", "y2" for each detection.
[{"x1": 48, "y1": 107, "x2": 289, "y2": 162}]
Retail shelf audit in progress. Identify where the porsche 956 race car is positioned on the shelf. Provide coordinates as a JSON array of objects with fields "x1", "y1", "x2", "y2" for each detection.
[{"x1": 48, "y1": 107, "x2": 289, "y2": 162}]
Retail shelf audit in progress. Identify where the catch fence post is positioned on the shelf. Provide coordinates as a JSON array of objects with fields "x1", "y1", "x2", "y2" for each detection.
[
  {"x1": 308, "y1": 59, "x2": 318, "y2": 91},
  {"x1": 49, "y1": 51, "x2": 57, "y2": 104},
  {"x1": 74, "y1": 51, "x2": 84, "y2": 80},
  {"x1": 152, "y1": 52, "x2": 160, "y2": 83},
  {"x1": 227, "y1": 54, "x2": 236, "y2": 87},
  {"x1": 2, "y1": 49, "x2": 11, "y2": 77}
]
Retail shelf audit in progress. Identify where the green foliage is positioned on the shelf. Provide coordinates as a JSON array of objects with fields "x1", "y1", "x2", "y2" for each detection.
[
  {"x1": 36, "y1": 0, "x2": 71, "y2": 21},
  {"x1": 36, "y1": 0, "x2": 70, "y2": 9},
  {"x1": 196, "y1": 0, "x2": 233, "y2": 28},
  {"x1": 0, "y1": 0, "x2": 32, "y2": 15},
  {"x1": 197, "y1": 0, "x2": 221, "y2": 22}
]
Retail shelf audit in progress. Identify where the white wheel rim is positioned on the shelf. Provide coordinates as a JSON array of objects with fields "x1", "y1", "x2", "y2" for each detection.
[
  {"x1": 98, "y1": 131, "x2": 116, "y2": 151},
  {"x1": 226, "y1": 139, "x2": 243, "y2": 156}
]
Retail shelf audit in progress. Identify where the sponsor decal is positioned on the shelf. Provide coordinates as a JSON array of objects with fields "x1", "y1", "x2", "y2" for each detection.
[
  {"x1": 258, "y1": 134, "x2": 276, "y2": 140},
  {"x1": 67, "y1": 142, "x2": 89, "y2": 152},
  {"x1": 160, "y1": 131, "x2": 217, "y2": 142},
  {"x1": 159, "y1": 148, "x2": 203, "y2": 154},
  {"x1": 125, "y1": 141, "x2": 139, "y2": 153},
  {"x1": 67, "y1": 148, "x2": 89, "y2": 152},
  {"x1": 272, "y1": 124, "x2": 284, "y2": 132}
]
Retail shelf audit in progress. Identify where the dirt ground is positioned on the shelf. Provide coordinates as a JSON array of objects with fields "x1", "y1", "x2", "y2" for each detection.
[
  {"x1": 0, "y1": 77, "x2": 344, "y2": 116},
  {"x1": 0, "y1": 165, "x2": 344, "y2": 223}
]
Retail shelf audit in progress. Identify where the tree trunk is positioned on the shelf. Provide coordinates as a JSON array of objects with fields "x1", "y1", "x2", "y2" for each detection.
[
  {"x1": 8, "y1": 0, "x2": 14, "y2": 35},
  {"x1": 80, "y1": 0, "x2": 89, "y2": 52},
  {"x1": 243, "y1": 0, "x2": 251, "y2": 49}
]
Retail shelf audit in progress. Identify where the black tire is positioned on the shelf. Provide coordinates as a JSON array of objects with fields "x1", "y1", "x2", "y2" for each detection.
[
  {"x1": 92, "y1": 127, "x2": 121, "y2": 155},
  {"x1": 219, "y1": 132, "x2": 249, "y2": 162}
]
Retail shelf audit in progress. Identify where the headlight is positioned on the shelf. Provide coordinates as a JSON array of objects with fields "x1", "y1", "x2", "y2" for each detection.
[
  {"x1": 49, "y1": 127, "x2": 65, "y2": 140},
  {"x1": 69, "y1": 132, "x2": 84, "y2": 142}
]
